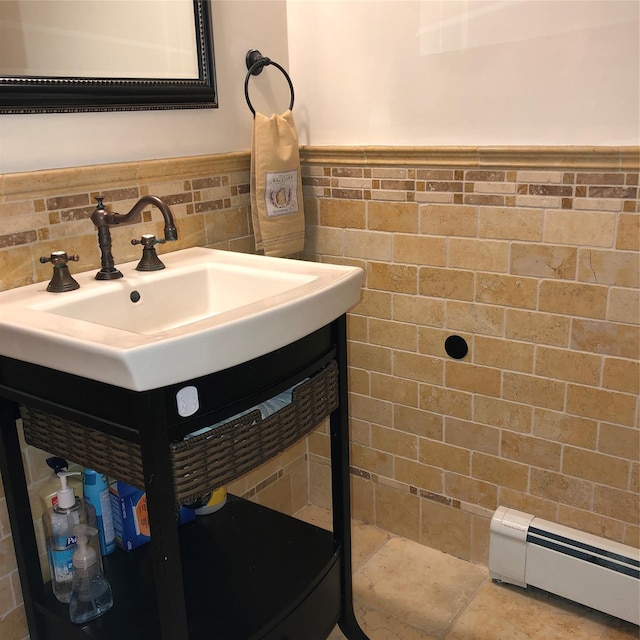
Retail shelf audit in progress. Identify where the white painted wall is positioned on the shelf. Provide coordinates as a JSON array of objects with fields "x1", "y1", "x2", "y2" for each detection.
[
  {"x1": 1, "y1": 1, "x2": 637, "y2": 175},
  {"x1": 287, "y1": 0, "x2": 640, "y2": 147},
  {"x1": 0, "y1": 1, "x2": 290, "y2": 174}
]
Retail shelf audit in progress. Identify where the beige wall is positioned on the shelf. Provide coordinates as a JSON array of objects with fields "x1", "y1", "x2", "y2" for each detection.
[
  {"x1": 4, "y1": 1, "x2": 638, "y2": 175},
  {"x1": 288, "y1": 1, "x2": 639, "y2": 146},
  {"x1": 0, "y1": 153, "x2": 255, "y2": 290},
  {"x1": 0, "y1": 145, "x2": 638, "y2": 639},
  {"x1": 0, "y1": 0, "x2": 290, "y2": 174},
  {"x1": 302, "y1": 146, "x2": 639, "y2": 565}
]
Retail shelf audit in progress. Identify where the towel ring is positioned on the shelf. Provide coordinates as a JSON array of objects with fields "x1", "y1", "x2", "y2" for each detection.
[{"x1": 244, "y1": 49, "x2": 294, "y2": 116}]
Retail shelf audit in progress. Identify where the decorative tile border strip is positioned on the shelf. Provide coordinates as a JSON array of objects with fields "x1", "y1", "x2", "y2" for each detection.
[
  {"x1": 301, "y1": 165, "x2": 638, "y2": 212},
  {"x1": 300, "y1": 146, "x2": 640, "y2": 170},
  {"x1": 0, "y1": 151, "x2": 252, "y2": 200},
  {"x1": 2, "y1": 146, "x2": 637, "y2": 201}
]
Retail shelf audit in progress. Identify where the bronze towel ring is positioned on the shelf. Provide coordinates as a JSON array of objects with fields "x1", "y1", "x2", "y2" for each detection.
[{"x1": 244, "y1": 49, "x2": 294, "y2": 116}]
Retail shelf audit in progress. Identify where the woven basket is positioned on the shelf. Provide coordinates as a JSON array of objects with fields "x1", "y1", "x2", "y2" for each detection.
[{"x1": 21, "y1": 360, "x2": 338, "y2": 505}]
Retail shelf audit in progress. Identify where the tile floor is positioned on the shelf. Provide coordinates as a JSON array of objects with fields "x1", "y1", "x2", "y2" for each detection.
[{"x1": 295, "y1": 505, "x2": 639, "y2": 640}]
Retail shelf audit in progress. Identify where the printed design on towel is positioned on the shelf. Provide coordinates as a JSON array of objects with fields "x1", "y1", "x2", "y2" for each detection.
[{"x1": 265, "y1": 169, "x2": 299, "y2": 217}]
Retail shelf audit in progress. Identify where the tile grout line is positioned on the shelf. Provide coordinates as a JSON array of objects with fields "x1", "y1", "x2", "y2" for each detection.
[
  {"x1": 350, "y1": 522, "x2": 393, "y2": 573},
  {"x1": 439, "y1": 573, "x2": 491, "y2": 640}
]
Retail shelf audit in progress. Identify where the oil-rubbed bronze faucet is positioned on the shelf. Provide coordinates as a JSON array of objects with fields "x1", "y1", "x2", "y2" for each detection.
[{"x1": 90, "y1": 195, "x2": 178, "y2": 280}]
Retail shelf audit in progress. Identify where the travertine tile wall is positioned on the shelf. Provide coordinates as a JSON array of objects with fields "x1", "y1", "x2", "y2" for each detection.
[
  {"x1": 0, "y1": 152, "x2": 255, "y2": 291},
  {"x1": 0, "y1": 151, "x2": 309, "y2": 640},
  {"x1": 301, "y1": 147, "x2": 640, "y2": 566},
  {"x1": 0, "y1": 146, "x2": 638, "y2": 639}
]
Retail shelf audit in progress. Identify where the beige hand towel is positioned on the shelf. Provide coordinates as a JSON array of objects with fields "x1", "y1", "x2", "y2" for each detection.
[{"x1": 250, "y1": 110, "x2": 305, "y2": 257}]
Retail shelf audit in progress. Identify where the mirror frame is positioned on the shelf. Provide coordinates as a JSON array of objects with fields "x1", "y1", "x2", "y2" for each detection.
[{"x1": 0, "y1": 0, "x2": 217, "y2": 114}]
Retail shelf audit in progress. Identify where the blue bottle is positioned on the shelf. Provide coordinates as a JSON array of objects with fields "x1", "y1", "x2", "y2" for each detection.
[{"x1": 82, "y1": 469, "x2": 115, "y2": 555}]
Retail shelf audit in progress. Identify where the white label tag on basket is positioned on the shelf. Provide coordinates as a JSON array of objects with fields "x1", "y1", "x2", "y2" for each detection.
[{"x1": 176, "y1": 386, "x2": 199, "y2": 417}]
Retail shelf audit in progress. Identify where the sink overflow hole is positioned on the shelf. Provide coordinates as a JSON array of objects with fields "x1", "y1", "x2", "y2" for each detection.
[{"x1": 130, "y1": 291, "x2": 141, "y2": 303}]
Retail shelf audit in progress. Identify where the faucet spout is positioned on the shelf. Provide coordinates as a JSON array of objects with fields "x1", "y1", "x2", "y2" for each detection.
[
  {"x1": 90, "y1": 195, "x2": 178, "y2": 280},
  {"x1": 113, "y1": 195, "x2": 178, "y2": 242}
]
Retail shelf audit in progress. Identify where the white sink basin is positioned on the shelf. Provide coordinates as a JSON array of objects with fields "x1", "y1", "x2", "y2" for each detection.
[{"x1": 0, "y1": 248, "x2": 363, "y2": 390}]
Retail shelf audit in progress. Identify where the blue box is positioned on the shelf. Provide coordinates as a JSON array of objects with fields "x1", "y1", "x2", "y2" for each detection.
[{"x1": 109, "y1": 481, "x2": 195, "y2": 552}]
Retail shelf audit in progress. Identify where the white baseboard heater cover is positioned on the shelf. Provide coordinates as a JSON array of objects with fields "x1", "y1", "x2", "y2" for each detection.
[{"x1": 489, "y1": 506, "x2": 640, "y2": 625}]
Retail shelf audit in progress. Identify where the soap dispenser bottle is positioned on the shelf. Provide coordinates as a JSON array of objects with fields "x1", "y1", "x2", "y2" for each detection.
[
  {"x1": 69, "y1": 525, "x2": 113, "y2": 624},
  {"x1": 39, "y1": 457, "x2": 83, "y2": 511},
  {"x1": 83, "y1": 469, "x2": 115, "y2": 556},
  {"x1": 43, "y1": 471, "x2": 98, "y2": 603}
]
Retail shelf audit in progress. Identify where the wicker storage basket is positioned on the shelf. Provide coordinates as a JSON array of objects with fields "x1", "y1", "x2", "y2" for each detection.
[{"x1": 21, "y1": 360, "x2": 338, "y2": 505}]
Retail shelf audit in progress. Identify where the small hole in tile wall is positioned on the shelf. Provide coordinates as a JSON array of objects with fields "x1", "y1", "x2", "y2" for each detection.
[{"x1": 444, "y1": 335, "x2": 468, "y2": 360}]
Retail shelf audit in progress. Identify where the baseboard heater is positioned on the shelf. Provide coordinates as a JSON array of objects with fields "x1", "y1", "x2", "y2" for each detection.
[{"x1": 489, "y1": 506, "x2": 640, "y2": 625}]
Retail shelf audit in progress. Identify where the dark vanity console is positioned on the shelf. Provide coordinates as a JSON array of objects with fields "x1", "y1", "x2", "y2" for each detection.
[{"x1": 0, "y1": 316, "x2": 369, "y2": 640}]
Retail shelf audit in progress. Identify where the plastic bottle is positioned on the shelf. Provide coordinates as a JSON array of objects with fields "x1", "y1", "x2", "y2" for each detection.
[
  {"x1": 191, "y1": 486, "x2": 227, "y2": 515},
  {"x1": 43, "y1": 471, "x2": 98, "y2": 603},
  {"x1": 83, "y1": 469, "x2": 115, "y2": 556},
  {"x1": 69, "y1": 525, "x2": 113, "y2": 624},
  {"x1": 38, "y1": 457, "x2": 83, "y2": 511}
]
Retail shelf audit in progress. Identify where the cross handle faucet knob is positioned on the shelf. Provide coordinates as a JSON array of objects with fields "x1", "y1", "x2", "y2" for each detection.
[
  {"x1": 39, "y1": 251, "x2": 80, "y2": 266},
  {"x1": 39, "y1": 251, "x2": 80, "y2": 292},
  {"x1": 131, "y1": 234, "x2": 166, "y2": 248}
]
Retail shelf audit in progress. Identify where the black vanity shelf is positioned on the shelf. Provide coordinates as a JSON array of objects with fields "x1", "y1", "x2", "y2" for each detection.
[{"x1": 0, "y1": 316, "x2": 369, "y2": 640}]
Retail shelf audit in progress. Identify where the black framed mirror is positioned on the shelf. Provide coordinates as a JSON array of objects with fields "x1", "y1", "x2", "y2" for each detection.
[{"x1": 0, "y1": 0, "x2": 216, "y2": 113}]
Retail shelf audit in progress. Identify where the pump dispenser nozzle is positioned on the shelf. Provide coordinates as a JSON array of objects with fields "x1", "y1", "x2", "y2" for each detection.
[
  {"x1": 56, "y1": 471, "x2": 81, "y2": 509},
  {"x1": 72, "y1": 525, "x2": 98, "y2": 569}
]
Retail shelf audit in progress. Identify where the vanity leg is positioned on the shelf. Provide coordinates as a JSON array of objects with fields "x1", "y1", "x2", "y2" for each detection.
[
  {"x1": 0, "y1": 399, "x2": 47, "y2": 640},
  {"x1": 330, "y1": 316, "x2": 370, "y2": 640},
  {"x1": 136, "y1": 397, "x2": 189, "y2": 640}
]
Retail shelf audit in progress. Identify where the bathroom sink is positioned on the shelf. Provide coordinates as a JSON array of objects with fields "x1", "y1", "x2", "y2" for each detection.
[{"x1": 0, "y1": 248, "x2": 363, "y2": 390}]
